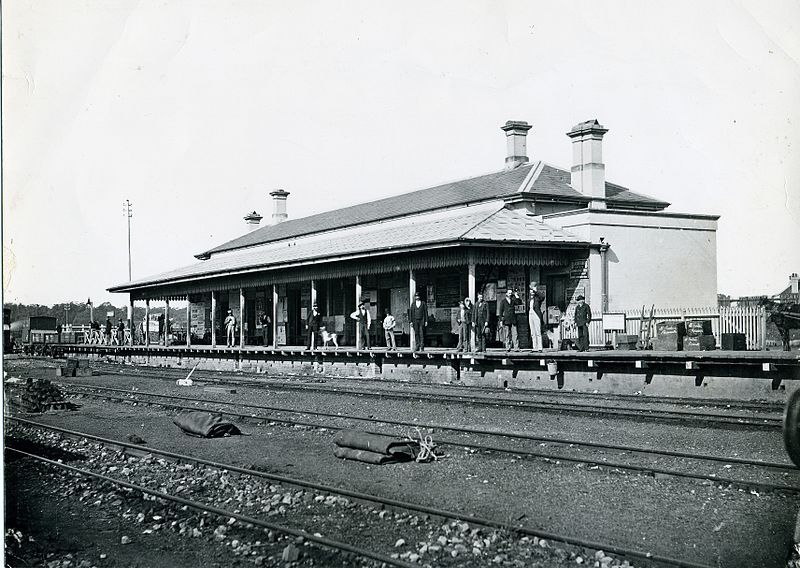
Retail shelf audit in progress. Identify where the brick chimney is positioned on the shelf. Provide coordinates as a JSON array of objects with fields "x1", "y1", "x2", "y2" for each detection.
[
  {"x1": 501, "y1": 121, "x2": 532, "y2": 170},
  {"x1": 243, "y1": 211, "x2": 263, "y2": 232},
  {"x1": 567, "y1": 119, "x2": 609, "y2": 209},
  {"x1": 791, "y1": 272, "x2": 799, "y2": 295},
  {"x1": 269, "y1": 189, "x2": 290, "y2": 225}
]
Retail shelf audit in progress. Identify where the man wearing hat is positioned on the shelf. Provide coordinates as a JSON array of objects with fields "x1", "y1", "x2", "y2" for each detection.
[
  {"x1": 409, "y1": 292, "x2": 428, "y2": 352},
  {"x1": 306, "y1": 302, "x2": 323, "y2": 351},
  {"x1": 498, "y1": 289, "x2": 519, "y2": 351},
  {"x1": 473, "y1": 292, "x2": 489, "y2": 352},
  {"x1": 349, "y1": 300, "x2": 372, "y2": 350},
  {"x1": 574, "y1": 295, "x2": 592, "y2": 352},
  {"x1": 224, "y1": 309, "x2": 237, "y2": 348}
]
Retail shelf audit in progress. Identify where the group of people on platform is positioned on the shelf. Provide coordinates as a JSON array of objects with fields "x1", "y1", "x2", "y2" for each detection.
[
  {"x1": 85, "y1": 286, "x2": 592, "y2": 352},
  {"x1": 297, "y1": 283, "x2": 592, "y2": 353},
  {"x1": 86, "y1": 317, "x2": 131, "y2": 346}
]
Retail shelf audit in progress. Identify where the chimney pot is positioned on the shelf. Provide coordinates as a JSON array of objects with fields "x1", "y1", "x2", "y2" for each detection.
[
  {"x1": 567, "y1": 119, "x2": 609, "y2": 209},
  {"x1": 243, "y1": 210, "x2": 263, "y2": 232},
  {"x1": 501, "y1": 120, "x2": 532, "y2": 170},
  {"x1": 791, "y1": 273, "x2": 800, "y2": 295},
  {"x1": 269, "y1": 189, "x2": 290, "y2": 225}
]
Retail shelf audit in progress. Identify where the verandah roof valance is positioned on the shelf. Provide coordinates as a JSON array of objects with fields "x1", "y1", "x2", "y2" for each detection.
[{"x1": 130, "y1": 245, "x2": 582, "y2": 301}]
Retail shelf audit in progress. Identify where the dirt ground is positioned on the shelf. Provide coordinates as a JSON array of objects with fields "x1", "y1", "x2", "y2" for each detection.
[{"x1": 4, "y1": 358, "x2": 800, "y2": 567}]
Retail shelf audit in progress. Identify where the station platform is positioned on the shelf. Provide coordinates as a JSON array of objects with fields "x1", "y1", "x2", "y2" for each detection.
[{"x1": 52, "y1": 343, "x2": 800, "y2": 402}]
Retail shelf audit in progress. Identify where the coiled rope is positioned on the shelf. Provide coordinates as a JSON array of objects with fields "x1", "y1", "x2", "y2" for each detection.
[{"x1": 407, "y1": 427, "x2": 438, "y2": 462}]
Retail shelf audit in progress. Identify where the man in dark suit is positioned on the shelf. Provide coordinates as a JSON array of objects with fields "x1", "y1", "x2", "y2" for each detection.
[
  {"x1": 498, "y1": 289, "x2": 518, "y2": 351},
  {"x1": 473, "y1": 293, "x2": 489, "y2": 352},
  {"x1": 306, "y1": 303, "x2": 322, "y2": 351},
  {"x1": 409, "y1": 293, "x2": 428, "y2": 352},
  {"x1": 574, "y1": 295, "x2": 592, "y2": 352}
]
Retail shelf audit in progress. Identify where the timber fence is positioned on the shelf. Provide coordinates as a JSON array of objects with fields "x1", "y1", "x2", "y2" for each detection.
[{"x1": 561, "y1": 306, "x2": 767, "y2": 350}]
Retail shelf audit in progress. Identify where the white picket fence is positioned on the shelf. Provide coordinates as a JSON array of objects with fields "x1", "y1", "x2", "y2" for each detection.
[{"x1": 561, "y1": 306, "x2": 767, "y2": 350}]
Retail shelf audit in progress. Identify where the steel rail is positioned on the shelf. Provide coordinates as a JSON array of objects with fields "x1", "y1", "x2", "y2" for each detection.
[
  {"x1": 80, "y1": 361, "x2": 784, "y2": 423},
  {"x1": 57, "y1": 388, "x2": 800, "y2": 493},
  {"x1": 61, "y1": 382, "x2": 796, "y2": 473},
  {"x1": 6, "y1": 417, "x2": 715, "y2": 568},
  {"x1": 4, "y1": 446, "x2": 416, "y2": 568}
]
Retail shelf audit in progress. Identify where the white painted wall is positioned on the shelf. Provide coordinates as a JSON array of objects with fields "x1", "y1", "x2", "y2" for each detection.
[{"x1": 545, "y1": 210, "x2": 718, "y2": 310}]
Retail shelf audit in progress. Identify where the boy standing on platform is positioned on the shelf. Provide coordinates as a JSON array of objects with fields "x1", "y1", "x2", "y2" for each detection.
[
  {"x1": 382, "y1": 308, "x2": 396, "y2": 350},
  {"x1": 224, "y1": 309, "x2": 237, "y2": 348}
]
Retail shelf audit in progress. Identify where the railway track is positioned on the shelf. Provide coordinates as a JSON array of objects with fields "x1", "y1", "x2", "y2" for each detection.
[
  {"x1": 55, "y1": 361, "x2": 784, "y2": 428},
  {"x1": 6, "y1": 417, "x2": 717, "y2": 568},
  {"x1": 56, "y1": 382, "x2": 800, "y2": 492}
]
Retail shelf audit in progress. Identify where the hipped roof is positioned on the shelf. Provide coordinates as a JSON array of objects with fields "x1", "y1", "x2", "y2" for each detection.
[
  {"x1": 109, "y1": 203, "x2": 585, "y2": 293},
  {"x1": 197, "y1": 161, "x2": 668, "y2": 259}
]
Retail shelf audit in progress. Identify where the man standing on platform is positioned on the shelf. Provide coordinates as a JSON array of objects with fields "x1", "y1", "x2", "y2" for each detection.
[
  {"x1": 498, "y1": 289, "x2": 518, "y2": 351},
  {"x1": 224, "y1": 309, "x2": 237, "y2": 348},
  {"x1": 473, "y1": 292, "x2": 489, "y2": 352},
  {"x1": 157, "y1": 313, "x2": 165, "y2": 344},
  {"x1": 463, "y1": 297, "x2": 475, "y2": 351},
  {"x1": 350, "y1": 301, "x2": 371, "y2": 350},
  {"x1": 259, "y1": 311, "x2": 272, "y2": 347},
  {"x1": 409, "y1": 293, "x2": 428, "y2": 352},
  {"x1": 455, "y1": 300, "x2": 469, "y2": 352},
  {"x1": 105, "y1": 316, "x2": 113, "y2": 345},
  {"x1": 574, "y1": 295, "x2": 592, "y2": 352},
  {"x1": 306, "y1": 303, "x2": 322, "y2": 351}
]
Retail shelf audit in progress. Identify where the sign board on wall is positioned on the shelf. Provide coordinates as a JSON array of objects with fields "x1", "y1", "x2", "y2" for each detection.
[
  {"x1": 570, "y1": 259, "x2": 588, "y2": 279},
  {"x1": 391, "y1": 287, "x2": 409, "y2": 333},
  {"x1": 566, "y1": 286, "x2": 585, "y2": 305},
  {"x1": 364, "y1": 290, "x2": 378, "y2": 320},
  {"x1": 602, "y1": 313, "x2": 626, "y2": 331},
  {"x1": 276, "y1": 323, "x2": 287, "y2": 345},
  {"x1": 507, "y1": 267, "x2": 527, "y2": 305}
]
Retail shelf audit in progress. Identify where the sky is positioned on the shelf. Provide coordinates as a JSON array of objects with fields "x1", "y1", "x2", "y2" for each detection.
[{"x1": 3, "y1": 0, "x2": 799, "y2": 306}]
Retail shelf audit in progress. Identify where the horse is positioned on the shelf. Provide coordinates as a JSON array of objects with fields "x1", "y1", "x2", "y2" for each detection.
[{"x1": 760, "y1": 298, "x2": 800, "y2": 351}]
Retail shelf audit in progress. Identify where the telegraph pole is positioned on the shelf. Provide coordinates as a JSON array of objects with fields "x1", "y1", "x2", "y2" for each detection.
[
  {"x1": 123, "y1": 200, "x2": 134, "y2": 338},
  {"x1": 123, "y1": 200, "x2": 133, "y2": 281}
]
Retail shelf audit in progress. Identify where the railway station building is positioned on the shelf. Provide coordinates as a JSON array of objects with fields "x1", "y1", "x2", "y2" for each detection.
[{"x1": 109, "y1": 119, "x2": 719, "y2": 349}]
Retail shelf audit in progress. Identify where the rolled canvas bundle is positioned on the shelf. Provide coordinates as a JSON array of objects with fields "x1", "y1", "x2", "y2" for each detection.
[
  {"x1": 173, "y1": 411, "x2": 242, "y2": 438},
  {"x1": 333, "y1": 429, "x2": 419, "y2": 464}
]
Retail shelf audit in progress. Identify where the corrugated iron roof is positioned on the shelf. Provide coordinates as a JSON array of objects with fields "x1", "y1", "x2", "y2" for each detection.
[
  {"x1": 110, "y1": 203, "x2": 584, "y2": 292},
  {"x1": 199, "y1": 161, "x2": 668, "y2": 258}
]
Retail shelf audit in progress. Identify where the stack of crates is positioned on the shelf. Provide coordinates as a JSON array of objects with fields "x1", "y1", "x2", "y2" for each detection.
[
  {"x1": 56, "y1": 358, "x2": 92, "y2": 377},
  {"x1": 721, "y1": 333, "x2": 747, "y2": 350},
  {"x1": 683, "y1": 320, "x2": 716, "y2": 351},
  {"x1": 653, "y1": 321, "x2": 685, "y2": 351}
]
